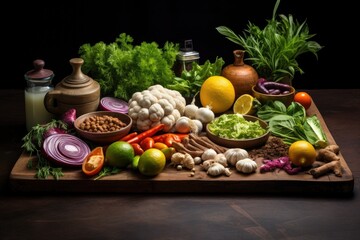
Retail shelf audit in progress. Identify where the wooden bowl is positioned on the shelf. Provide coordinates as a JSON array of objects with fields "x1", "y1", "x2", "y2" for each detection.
[
  {"x1": 74, "y1": 111, "x2": 132, "y2": 145},
  {"x1": 252, "y1": 85, "x2": 295, "y2": 107},
  {"x1": 206, "y1": 115, "x2": 270, "y2": 149}
]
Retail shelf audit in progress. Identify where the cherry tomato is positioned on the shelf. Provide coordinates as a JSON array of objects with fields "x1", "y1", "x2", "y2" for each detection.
[
  {"x1": 131, "y1": 143, "x2": 144, "y2": 156},
  {"x1": 140, "y1": 137, "x2": 155, "y2": 150},
  {"x1": 294, "y1": 92, "x2": 312, "y2": 110}
]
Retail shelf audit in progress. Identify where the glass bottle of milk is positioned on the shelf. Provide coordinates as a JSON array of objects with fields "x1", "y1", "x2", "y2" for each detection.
[{"x1": 24, "y1": 59, "x2": 55, "y2": 132}]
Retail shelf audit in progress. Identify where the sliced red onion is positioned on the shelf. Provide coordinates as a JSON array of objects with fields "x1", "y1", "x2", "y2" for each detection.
[
  {"x1": 99, "y1": 97, "x2": 129, "y2": 114},
  {"x1": 42, "y1": 133, "x2": 90, "y2": 167}
]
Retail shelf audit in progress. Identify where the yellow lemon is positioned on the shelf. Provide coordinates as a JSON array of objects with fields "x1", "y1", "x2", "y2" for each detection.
[
  {"x1": 200, "y1": 76, "x2": 235, "y2": 114},
  {"x1": 138, "y1": 148, "x2": 166, "y2": 177},
  {"x1": 288, "y1": 140, "x2": 317, "y2": 167},
  {"x1": 233, "y1": 94, "x2": 256, "y2": 115}
]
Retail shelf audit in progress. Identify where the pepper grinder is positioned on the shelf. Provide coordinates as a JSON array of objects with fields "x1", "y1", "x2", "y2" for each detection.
[{"x1": 174, "y1": 39, "x2": 200, "y2": 77}]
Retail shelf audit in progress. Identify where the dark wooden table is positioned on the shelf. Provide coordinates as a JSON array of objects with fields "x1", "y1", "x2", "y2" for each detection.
[{"x1": 0, "y1": 89, "x2": 359, "y2": 240}]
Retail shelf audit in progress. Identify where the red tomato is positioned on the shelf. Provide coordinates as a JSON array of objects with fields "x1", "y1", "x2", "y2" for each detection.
[
  {"x1": 294, "y1": 92, "x2": 312, "y2": 110},
  {"x1": 131, "y1": 143, "x2": 144, "y2": 156},
  {"x1": 140, "y1": 137, "x2": 155, "y2": 150}
]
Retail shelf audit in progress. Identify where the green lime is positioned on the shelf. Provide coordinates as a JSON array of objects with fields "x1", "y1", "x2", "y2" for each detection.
[
  {"x1": 105, "y1": 141, "x2": 134, "y2": 168},
  {"x1": 132, "y1": 155, "x2": 141, "y2": 170}
]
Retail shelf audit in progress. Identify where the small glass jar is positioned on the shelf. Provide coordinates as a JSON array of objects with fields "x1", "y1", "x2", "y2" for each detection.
[
  {"x1": 24, "y1": 59, "x2": 55, "y2": 131},
  {"x1": 174, "y1": 39, "x2": 200, "y2": 77}
]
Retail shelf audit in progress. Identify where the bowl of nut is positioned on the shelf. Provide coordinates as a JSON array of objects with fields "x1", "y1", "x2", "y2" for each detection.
[{"x1": 74, "y1": 111, "x2": 133, "y2": 145}]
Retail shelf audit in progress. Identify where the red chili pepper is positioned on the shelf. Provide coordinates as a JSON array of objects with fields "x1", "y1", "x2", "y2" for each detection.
[
  {"x1": 152, "y1": 133, "x2": 188, "y2": 146},
  {"x1": 120, "y1": 132, "x2": 138, "y2": 141},
  {"x1": 140, "y1": 137, "x2": 155, "y2": 151},
  {"x1": 126, "y1": 124, "x2": 165, "y2": 144},
  {"x1": 131, "y1": 143, "x2": 144, "y2": 156}
]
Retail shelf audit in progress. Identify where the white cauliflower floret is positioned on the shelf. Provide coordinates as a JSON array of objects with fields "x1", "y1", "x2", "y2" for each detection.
[
  {"x1": 149, "y1": 103, "x2": 164, "y2": 122},
  {"x1": 158, "y1": 99, "x2": 174, "y2": 115},
  {"x1": 128, "y1": 85, "x2": 186, "y2": 132}
]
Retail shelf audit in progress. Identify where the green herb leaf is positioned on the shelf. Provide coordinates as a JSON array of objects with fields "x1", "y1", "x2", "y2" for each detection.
[{"x1": 94, "y1": 166, "x2": 121, "y2": 180}]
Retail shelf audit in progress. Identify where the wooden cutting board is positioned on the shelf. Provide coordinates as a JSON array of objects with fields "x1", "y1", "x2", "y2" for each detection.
[{"x1": 9, "y1": 101, "x2": 354, "y2": 194}]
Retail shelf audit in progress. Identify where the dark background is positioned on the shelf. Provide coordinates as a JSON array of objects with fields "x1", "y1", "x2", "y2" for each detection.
[{"x1": 4, "y1": 0, "x2": 357, "y2": 90}]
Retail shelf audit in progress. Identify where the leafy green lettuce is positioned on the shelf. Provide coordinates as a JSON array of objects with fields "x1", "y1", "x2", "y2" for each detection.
[
  {"x1": 257, "y1": 101, "x2": 328, "y2": 148},
  {"x1": 208, "y1": 114, "x2": 267, "y2": 139}
]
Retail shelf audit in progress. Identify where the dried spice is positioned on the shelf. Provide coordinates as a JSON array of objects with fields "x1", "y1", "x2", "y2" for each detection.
[{"x1": 248, "y1": 136, "x2": 289, "y2": 160}]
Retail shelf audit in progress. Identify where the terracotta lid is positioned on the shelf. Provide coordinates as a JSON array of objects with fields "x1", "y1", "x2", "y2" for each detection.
[{"x1": 25, "y1": 59, "x2": 54, "y2": 79}]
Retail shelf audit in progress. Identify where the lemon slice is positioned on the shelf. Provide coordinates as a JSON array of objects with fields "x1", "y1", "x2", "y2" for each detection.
[{"x1": 233, "y1": 94, "x2": 256, "y2": 115}]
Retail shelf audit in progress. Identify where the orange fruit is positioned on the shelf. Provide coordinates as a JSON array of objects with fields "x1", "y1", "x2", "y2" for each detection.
[
  {"x1": 288, "y1": 140, "x2": 317, "y2": 167},
  {"x1": 105, "y1": 141, "x2": 134, "y2": 168},
  {"x1": 199, "y1": 76, "x2": 235, "y2": 114},
  {"x1": 294, "y1": 92, "x2": 312, "y2": 110},
  {"x1": 138, "y1": 148, "x2": 166, "y2": 176}
]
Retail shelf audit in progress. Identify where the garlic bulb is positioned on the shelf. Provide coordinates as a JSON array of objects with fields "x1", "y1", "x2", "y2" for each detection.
[
  {"x1": 207, "y1": 162, "x2": 232, "y2": 177},
  {"x1": 201, "y1": 148, "x2": 217, "y2": 161},
  {"x1": 235, "y1": 158, "x2": 257, "y2": 174},
  {"x1": 224, "y1": 148, "x2": 249, "y2": 166}
]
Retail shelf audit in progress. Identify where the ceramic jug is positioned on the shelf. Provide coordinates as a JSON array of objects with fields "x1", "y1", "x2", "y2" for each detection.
[{"x1": 44, "y1": 58, "x2": 100, "y2": 117}]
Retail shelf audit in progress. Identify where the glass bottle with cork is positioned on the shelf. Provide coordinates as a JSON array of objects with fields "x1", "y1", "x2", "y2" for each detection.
[{"x1": 24, "y1": 59, "x2": 55, "y2": 131}]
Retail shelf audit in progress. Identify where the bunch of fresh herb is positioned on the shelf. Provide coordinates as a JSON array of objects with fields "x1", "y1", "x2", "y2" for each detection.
[
  {"x1": 166, "y1": 57, "x2": 225, "y2": 98},
  {"x1": 79, "y1": 33, "x2": 179, "y2": 101},
  {"x1": 216, "y1": 0, "x2": 323, "y2": 82},
  {"x1": 26, "y1": 151, "x2": 64, "y2": 180},
  {"x1": 22, "y1": 120, "x2": 68, "y2": 179},
  {"x1": 21, "y1": 119, "x2": 68, "y2": 154}
]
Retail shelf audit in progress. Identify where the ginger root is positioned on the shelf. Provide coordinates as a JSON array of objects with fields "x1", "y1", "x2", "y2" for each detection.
[
  {"x1": 309, "y1": 161, "x2": 342, "y2": 178},
  {"x1": 170, "y1": 152, "x2": 195, "y2": 170},
  {"x1": 316, "y1": 145, "x2": 340, "y2": 159},
  {"x1": 309, "y1": 144, "x2": 342, "y2": 178}
]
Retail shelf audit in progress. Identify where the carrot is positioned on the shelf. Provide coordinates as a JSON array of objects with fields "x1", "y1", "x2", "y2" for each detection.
[
  {"x1": 120, "y1": 132, "x2": 138, "y2": 141},
  {"x1": 126, "y1": 124, "x2": 165, "y2": 144}
]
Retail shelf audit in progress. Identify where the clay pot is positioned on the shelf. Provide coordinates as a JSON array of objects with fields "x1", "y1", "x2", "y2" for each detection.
[
  {"x1": 222, "y1": 50, "x2": 259, "y2": 100},
  {"x1": 44, "y1": 58, "x2": 100, "y2": 117}
]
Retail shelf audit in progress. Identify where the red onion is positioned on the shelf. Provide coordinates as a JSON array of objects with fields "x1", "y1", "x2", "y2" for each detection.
[
  {"x1": 61, "y1": 108, "x2": 77, "y2": 129},
  {"x1": 43, "y1": 127, "x2": 67, "y2": 139},
  {"x1": 99, "y1": 97, "x2": 129, "y2": 114},
  {"x1": 42, "y1": 133, "x2": 90, "y2": 167}
]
